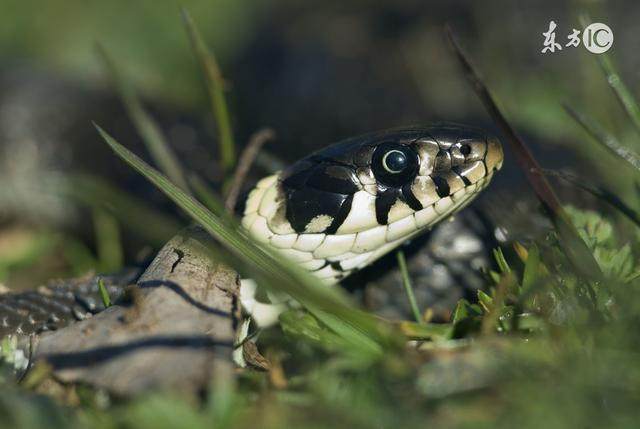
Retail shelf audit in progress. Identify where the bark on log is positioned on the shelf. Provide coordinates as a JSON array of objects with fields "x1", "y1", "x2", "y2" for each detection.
[{"x1": 33, "y1": 227, "x2": 240, "y2": 396}]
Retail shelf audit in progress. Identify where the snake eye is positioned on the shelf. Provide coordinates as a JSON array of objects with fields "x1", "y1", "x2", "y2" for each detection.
[
  {"x1": 460, "y1": 143, "x2": 471, "y2": 156},
  {"x1": 382, "y1": 150, "x2": 407, "y2": 173},
  {"x1": 372, "y1": 143, "x2": 419, "y2": 187}
]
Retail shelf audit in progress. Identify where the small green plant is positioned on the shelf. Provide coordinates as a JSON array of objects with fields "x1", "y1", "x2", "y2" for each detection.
[
  {"x1": 97, "y1": 278, "x2": 112, "y2": 308},
  {"x1": 396, "y1": 249, "x2": 423, "y2": 325}
]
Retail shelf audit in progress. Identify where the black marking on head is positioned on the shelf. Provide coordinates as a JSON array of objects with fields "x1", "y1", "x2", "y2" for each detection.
[
  {"x1": 375, "y1": 188, "x2": 399, "y2": 225},
  {"x1": 284, "y1": 187, "x2": 349, "y2": 233},
  {"x1": 329, "y1": 261, "x2": 344, "y2": 272},
  {"x1": 452, "y1": 166, "x2": 472, "y2": 186},
  {"x1": 313, "y1": 261, "x2": 330, "y2": 272},
  {"x1": 400, "y1": 183, "x2": 423, "y2": 211},
  {"x1": 280, "y1": 160, "x2": 315, "y2": 188},
  {"x1": 235, "y1": 189, "x2": 249, "y2": 216},
  {"x1": 432, "y1": 176, "x2": 450, "y2": 198},
  {"x1": 326, "y1": 193, "x2": 354, "y2": 234},
  {"x1": 306, "y1": 164, "x2": 359, "y2": 194},
  {"x1": 281, "y1": 159, "x2": 358, "y2": 233},
  {"x1": 481, "y1": 159, "x2": 489, "y2": 176},
  {"x1": 353, "y1": 145, "x2": 376, "y2": 167}
]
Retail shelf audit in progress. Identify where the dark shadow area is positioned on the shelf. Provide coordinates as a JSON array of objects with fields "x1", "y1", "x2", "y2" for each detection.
[
  {"x1": 137, "y1": 279, "x2": 232, "y2": 318},
  {"x1": 40, "y1": 335, "x2": 233, "y2": 370}
]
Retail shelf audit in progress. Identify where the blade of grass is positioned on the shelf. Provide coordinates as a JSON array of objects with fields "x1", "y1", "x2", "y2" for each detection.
[
  {"x1": 97, "y1": 44, "x2": 190, "y2": 192},
  {"x1": 0, "y1": 231, "x2": 60, "y2": 281},
  {"x1": 481, "y1": 273, "x2": 511, "y2": 335},
  {"x1": 97, "y1": 278, "x2": 112, "y2": 308},
  {"x1": 182, "y1": 8, "x2": 236, "y2": 175},
  {"x1": 598, "y1": 54, "x2": 640, "y2": 135},
  {"x1": 188, "y1": 173, "x2": 227, "y2": 217},
  {"x1": 62, "y1": 237, "x2": 99, "y2": 276},
  {"x1": 93, "y1": 207, "x2": 123, "y2": 272},
  {"x1": 444, "y1": 25, "x2": 604, "y2": 282},
  {"x1": 521, "y1": 245, "x2": 541, "y2": 296},
  {"x1": 397, "y1": 320, "x2": 452, "y2": 341},
  {"x1": 541, "y1": 168, "x2": 640, "y2": 228},
  {"x1": 225, "y1": 128, "x2": 275, "y2": 213},
  {"x1": 62, "y1": 174, "x2": 182, "y2": 247},
  {"x1": 396, "y1": 250, "x2": 423, "y2": 324},
  {"x1": 579, "y1": 15, "x2": 640, "y2": 137},
  {"x1": 96, "y1": 124, "x2": 396, "y2": 356},
  {"x1": 564, "y1": 104, "x2": 640, "y2": 171},
  {"x1": 492, "y1": 247, "x2": 511, "y2": 274}
]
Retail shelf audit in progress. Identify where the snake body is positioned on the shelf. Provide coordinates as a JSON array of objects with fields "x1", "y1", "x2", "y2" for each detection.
[{"x1": 0, "y1": 123, "x2": 502, "y2": 337}]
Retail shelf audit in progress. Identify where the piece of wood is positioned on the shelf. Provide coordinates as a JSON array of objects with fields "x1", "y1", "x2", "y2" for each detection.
[{"x1": 33, "y1": 226, "x2": 240, "y2": 396}]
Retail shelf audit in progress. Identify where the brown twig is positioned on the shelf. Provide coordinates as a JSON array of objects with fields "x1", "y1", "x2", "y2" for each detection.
[
  {"x1": 224, "y1": 128, "x2": 275, "y2": 213},
  {"x1": 444, "y1": 25, "x2": 603, "y2": 281}
]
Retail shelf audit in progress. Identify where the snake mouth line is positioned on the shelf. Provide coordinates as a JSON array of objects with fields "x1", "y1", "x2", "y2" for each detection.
[{"x1": 242, "y1": 169, "x2": 496, "y2": 283}]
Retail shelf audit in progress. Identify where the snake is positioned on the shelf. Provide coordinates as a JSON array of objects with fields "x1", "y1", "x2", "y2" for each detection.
[{"x1": 0, "y1": 123, "x2": 503, "y2": 337}]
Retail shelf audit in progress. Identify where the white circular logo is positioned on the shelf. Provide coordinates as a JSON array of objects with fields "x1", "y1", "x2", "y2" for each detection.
[{"x1": 582, "y1": 23, "x2": 614, "y2": 54}]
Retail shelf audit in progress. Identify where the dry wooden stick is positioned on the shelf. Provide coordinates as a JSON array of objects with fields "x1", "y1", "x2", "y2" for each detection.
[
  {"x1": 224, "y1": 128, "x2": 275, "y2": 213},
  {"x1": 444, "y1": 25, "x2": 603, "y2": 281},
  {"x1": 34, "y1": 227, "x2": 239, "y2": 396}
]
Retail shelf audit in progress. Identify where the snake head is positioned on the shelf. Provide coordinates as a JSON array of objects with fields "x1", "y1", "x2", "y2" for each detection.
[{"x1": 243, "y1": 124, "x2": 503, "y2": 283}]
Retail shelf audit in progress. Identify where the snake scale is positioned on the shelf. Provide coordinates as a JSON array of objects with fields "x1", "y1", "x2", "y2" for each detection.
[{"x1": 0, "y1": 123, "x2": 503, "y2": 337}]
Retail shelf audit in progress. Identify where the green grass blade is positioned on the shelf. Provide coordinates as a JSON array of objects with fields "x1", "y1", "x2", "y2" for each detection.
[
  {"x1": 96, "y1": 124, "x2": 395, "y2": 356},
  {"x1": 97, "y1": 278, "x2": 112, "y2": 308},
  {"x1": 564, "y1": 104, "x2": 640, "y2": 171},
  {"x1": 188, "y1": 173, "x2": 227, "y2": 218},
  {"x1": 93, "y1": 207, "x2": 123, "y2": 272},
  {"x1": 598, "y1": 55, "x2": 640, "y2": 136},
  {"x1": 397, "y1": 320, "x2": 452, "y2": 340},
  {"x1": 396, "y1": 250, "x2": 422, "y2": 324},
  {"x1": 63, "y1": 174, "x2": 182, "y2": 247},
  {"x1": 97, "y1": 44, "x2": 190, "y2": 192},
  {"x1": 521, "y1": 245, "x2": 540, "y2": 295},
  {"x1": 181, "y1": 8, "x2": 236, "y2": 174},
  {"x1": 61, "y1": 237, "x2": 99, "y2": 276},
  {"x1": 579, "y1": 15, "x2": 640, "y2": 137},
  {"x1": 492, "y1": 247, "x2": 511, "y2": 274}
]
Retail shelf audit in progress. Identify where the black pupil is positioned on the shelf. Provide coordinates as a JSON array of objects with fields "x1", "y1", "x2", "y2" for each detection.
[
  {"x1": 460, "y1": 144, "x2": 471, "y2": 156},
  {"x1": 385, "y1": 151, "x2": 406, "y2": 173}
]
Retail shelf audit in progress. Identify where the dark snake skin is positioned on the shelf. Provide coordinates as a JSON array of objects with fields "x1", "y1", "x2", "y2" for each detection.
[{"x1": 0, "y1": 269, "x2": 140, "y2": 338}]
